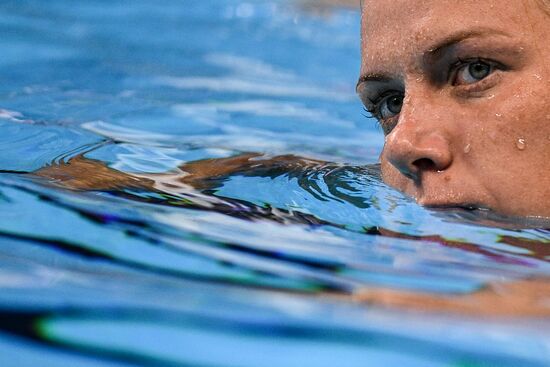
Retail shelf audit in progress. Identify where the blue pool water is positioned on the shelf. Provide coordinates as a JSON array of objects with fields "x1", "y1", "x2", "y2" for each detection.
[{"x1": 0, "y1": 1, "x2": 549, "y2": 366}]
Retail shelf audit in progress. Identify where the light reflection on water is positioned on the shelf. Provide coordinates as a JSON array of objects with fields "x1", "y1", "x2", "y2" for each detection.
[{"x1": 0, "y1": 1, "x2": 549, "y2": 366}]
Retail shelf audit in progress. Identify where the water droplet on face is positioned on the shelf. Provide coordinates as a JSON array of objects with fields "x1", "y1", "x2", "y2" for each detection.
[
  {"x1": 495, "y1": 113, "x2": 502, "y2": 119},
  {"x1": 516, "y1": 138, "x2": 526, "y2": 151},
  {"x1": 463, "y1": 143, "x2": 471, "y2": 154}
]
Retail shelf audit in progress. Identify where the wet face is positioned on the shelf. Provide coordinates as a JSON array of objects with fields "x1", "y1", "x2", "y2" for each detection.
[{"x1": 357, "y1": 0, "x2": 550, "y2": 217}]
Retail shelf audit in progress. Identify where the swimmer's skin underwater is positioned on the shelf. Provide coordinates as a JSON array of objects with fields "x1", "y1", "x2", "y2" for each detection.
[{"x1": 32, "y1": 0, "x2": 550, "y2": 317}]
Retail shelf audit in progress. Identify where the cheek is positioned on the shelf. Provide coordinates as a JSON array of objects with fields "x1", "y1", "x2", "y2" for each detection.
[
  {"x1": 459, "y1": 81, "x2": 550, "y2": 198},
  {"x1": 491, "y1": 73, "x2": 550, "y2": 135},
  {"x1": 462, "y1": 76, "x2": 550, "y2": 158}
]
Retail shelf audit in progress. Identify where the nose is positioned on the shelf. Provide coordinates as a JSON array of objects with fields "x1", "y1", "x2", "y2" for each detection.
[{"x1": 384, "y1": 117, "x2": 453, "y2": 182}]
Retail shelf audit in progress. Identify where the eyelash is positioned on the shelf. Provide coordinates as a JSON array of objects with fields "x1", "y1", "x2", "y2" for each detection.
[{"x1": 364, "y1": 91, "x2": 402, "y2": 118}]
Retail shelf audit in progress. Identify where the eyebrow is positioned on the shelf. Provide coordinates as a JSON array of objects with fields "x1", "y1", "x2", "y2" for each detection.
[
  {"x1": 425, "y1": 28, "x2": 510, "y2": 57},
  {"x1": 355, "y1": 74, "x2": 393, "y2": 92},
  {"x1": 356, "y1": 28, "x2": 511, "y2": 91}
]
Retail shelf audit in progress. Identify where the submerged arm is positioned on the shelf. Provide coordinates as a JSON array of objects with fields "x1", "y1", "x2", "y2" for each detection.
[
  {"x1": 33, "y1": 153, "x2": 320, "y2": 191},
  {"x1": 33, "y1": 155, "x2": 153, "y2": 191}
]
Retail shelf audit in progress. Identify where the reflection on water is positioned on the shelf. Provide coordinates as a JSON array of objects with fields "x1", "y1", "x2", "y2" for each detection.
[{"x1": 0, "y1": 1, "x2": 549, "y2": 366}]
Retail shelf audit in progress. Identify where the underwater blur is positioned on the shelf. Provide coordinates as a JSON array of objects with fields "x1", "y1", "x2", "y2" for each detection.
[{"x1": 0, "y1": 0, "x2": 549, "y2": 366}]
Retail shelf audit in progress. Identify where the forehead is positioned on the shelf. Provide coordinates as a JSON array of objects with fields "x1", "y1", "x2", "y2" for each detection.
[{"x1": 360, "y1": 0, "x2": 536, "y2": 71}]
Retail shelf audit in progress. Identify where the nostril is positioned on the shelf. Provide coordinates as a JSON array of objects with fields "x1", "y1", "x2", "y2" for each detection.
[{"x1": 412, "y1": 158, "x2": 436, "y2": 171}]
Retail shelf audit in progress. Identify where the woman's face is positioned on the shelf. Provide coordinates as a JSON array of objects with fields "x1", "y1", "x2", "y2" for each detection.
[{"x1": 357, "y1": 0, "x2": 550, "y2": 217}]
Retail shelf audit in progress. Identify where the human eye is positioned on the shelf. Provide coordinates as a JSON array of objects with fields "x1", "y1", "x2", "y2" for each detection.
[
  {"x1": 365, "y1": 91, "x2": 404, "y2": 132},
  {"x1": 451, "y1": 58, "x2": 498, "y2": 86}
]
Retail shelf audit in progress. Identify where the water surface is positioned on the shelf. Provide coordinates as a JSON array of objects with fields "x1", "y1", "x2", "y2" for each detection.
[{"x1": 0, "y1": 1, "x2": 549, "y2": 366}]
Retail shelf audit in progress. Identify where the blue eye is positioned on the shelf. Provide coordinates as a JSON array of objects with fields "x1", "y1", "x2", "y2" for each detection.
[
  {"x1": 454, "y1": 60, "x2": 494, "y2": 85},
  {"x1": 379, "y1": 94, "x2": 403, "y2": 119},
  {"x1": 364, "y1": 92, "x2": 403, "y2": 134}
]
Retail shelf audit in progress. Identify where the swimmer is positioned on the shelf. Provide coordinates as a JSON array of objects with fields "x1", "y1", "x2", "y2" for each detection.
[
  {"x1": 351, "y1": 0, "x2": 550, "y2": 317},
  {"x1": 31, "y1": 0, "x2": 550, "y2": 317}
]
